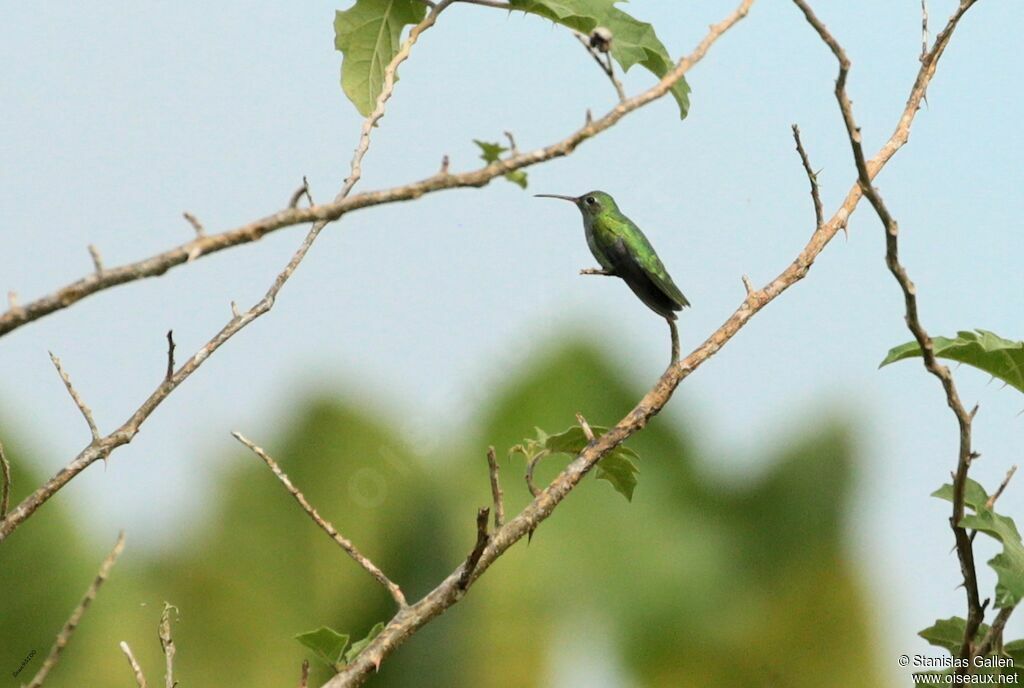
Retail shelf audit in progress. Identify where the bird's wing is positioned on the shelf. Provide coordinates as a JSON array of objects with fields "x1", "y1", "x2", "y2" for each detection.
[{"x1": 609, "y1": 217, "x2": 690, "y2": 309}]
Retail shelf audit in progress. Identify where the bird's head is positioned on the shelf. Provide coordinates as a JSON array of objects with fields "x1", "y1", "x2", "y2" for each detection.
[{"x1": 534, "y1": 190, "x2": 618, "y2": 218}]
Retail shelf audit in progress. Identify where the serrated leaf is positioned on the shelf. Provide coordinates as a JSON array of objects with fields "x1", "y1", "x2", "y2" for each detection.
[
  {"x1": 473, "y1": 140, "x2": 508, "y2": 164},
  {"x1": 295, "y1": 626, "x2": 350, "y2": 669},
  {"x1": 344, "y1": 621, "x2": 385, "y2": 663},
  {"x1": 544, "y1": 425, "x2": 604, "y2": 455},
  {"x1": 508, "y1": 0, "x2": 690, "y2": 118},
  {"x1": 334, "y1": 0, "x2": 427, "y2": 116},
  {"x1": 918, "y1": 616, "x2": 988, "y2": 654},
  {"x1": 934, "y1": 480, "x2": 1024, "y2": 608},
  {"x1": 880, "y1": 329, "x2": 1024, "y2": 395}
]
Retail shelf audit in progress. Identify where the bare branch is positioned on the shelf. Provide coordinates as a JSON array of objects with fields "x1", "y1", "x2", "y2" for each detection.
[
  {"x1": 579, "y1": 268, "x2": 613, "y2": 276},
  {"x1": 0, "y1": 0, "x2": 455, "y2": 544},
  {"x1": 87, "y1": 245, "x2": 104, "y2": 274},
  {"x1": 26, "y1": 532, "x2": 126, "y2": 688},
  {"x1": 158, "y1": 603, "x2": 177, "y2": 688},
  {"x1": 232, "y1": 432, "x2": 407, "y2": 608},
  {"x1": 182, "y1": 212, "x2": 205, "y2": 237},
  {"x1": 289, "y1": 177, "x2": 313, "y2": 209},
  {"x1": 668, "y1": 319, "x2": 680, "y2": 364},
  {"x1": 525, "y1": 454, "x2": 543, "y2": 499},
  {"x1": 299, "y1": 660, "x2": 310, "y2": 688},
  {"x1": 165, "y1": 330, "x2": 176, "y2": 382},
  {"x1": 48, "y1": 351, "x2": 100, "y2": 442},
  {"x1": 985, "y1": 464, "x2": 1017, "y2": 511},
  {"x1": 791, "y1": 124, "x2": 824, "y2": 228},
  {"x1": 575, "y1": 413, "x2": 595, "y2": 442},
  {"x1": 921, "y1": 0, "x2": 930, "y2": 61},
  {"x1": 0, "y1": 0, "x2": 749, "y2": 342},
  {"x1": 977, "y1": 606, "x2": 1015, "y2": 657},
  {"x1": 119, "y1": 642, "x2": 148, "y2": 688},
  {"x1": 0, "y1": 441, "x2": 9, "y2": 519},
  {"x1": 485, "y1": 446, "x2": 505, "y2": 528},
  {"x1": 573, "y1": 31, "x2": 626, "y2": 102},
  {"x1": 791, "y1": 0, "x2": 983, "y2": 666},
  {"x1": 458, "y1": 507, "x2": 490, "y2": 590},
  {"x1": 741, "y1": 274, "x2": 755, "y2": 295}
]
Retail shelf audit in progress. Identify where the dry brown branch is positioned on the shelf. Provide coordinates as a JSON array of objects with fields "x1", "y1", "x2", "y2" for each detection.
[
  {"x1": 318, "y1": 0, "x2": 982, "y2": 681},
  {"x1": 299, "y1": 660, "x2": 310, "y2": 688},
  {"x1": 119, "y1": 642, "x2": 148, "y2": 688},
  {"x1": 289, "y1": 177, "x2": 313, "y2": 209},
  {"x1": 26, "y1": 532, "x2": 125, "y2": 688},
  {"x1": 48, "y1": 351, "x2": 100, "y2": 442},
  {"x1": 741, "y1": 274, "x2": 755, "y2": 295},
  {"x1": 182, "y1": 212, "x2": 205, "y2": 237},
  {"x1": 791, "y1": 124, "x2": 824, "y2": 228},
  {"x1": 87, "y1": 245, "x2": 104, "y2": 274},
  {"x1": 158, "y1": 603, "x2": 177, "y2": 688},
  {"x1": 232, "y1": 432, "x2": 407, "y2": 608},
  {"x1": 0, "y1": 0, "x2": 454, "y2": 544},
  {"x1": 0, "y1": 441, "x2": 9, "y2": 519},
  {"x1": 458, "y1": 507, "x2": 490, "y2": 590},
  {"x1": 575, "y1": 412, "x2": 595, "y2": 442},
  {"x1": 977, "y1": 606, "x2": 1014, "y2": 657},
  {"x1": 485, "y1": 446, "x2": 505, "y2": 528},
  {"x1": 791, "y1": 0, "x2": 983, "y2": 666},
  {"x1": 0, "y1": 0, "x2": 746, "y2": 342},
  {"x1": 165, "y1": 330, "x2": 176, "y2": 382},
  {"x1": 572, "y1": 31, "x2": 626, "y2": 102},
  {"x1": 986, "y1": 465, "x2": 1017, "y2": 510}
]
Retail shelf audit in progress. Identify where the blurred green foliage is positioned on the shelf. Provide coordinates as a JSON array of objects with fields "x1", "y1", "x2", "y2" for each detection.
[{"x1": 0, "y1": 342, "x2": 884, "y2": 687}]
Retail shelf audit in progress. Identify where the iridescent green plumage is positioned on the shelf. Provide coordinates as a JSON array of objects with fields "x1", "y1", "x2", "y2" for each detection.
[{"x1": 536, "y1": 190, "x2": 689, "y2": 320}]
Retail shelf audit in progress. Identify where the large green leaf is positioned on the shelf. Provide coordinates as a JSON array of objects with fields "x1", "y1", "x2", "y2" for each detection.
[
  {"x1": 880, "y1": 329, "x2": 1024, "y2": 395},
  {"x1": 933, "y1": 480, "x2": 1024, "y2": 608},
  {"x1": 296, "y1": 626, "x2": 350, "y2": 670},
  {"x1": 508, "y1": 0, "x2": 690, "y2": 118},
  {"x1": 334, "y1": 0, "x2": 427, "y2": 116}
]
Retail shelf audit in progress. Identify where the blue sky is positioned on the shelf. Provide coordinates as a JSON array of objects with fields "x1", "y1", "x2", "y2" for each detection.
[{"x1": 2, "y1": 0, "x2": 1023, "y2": 681}]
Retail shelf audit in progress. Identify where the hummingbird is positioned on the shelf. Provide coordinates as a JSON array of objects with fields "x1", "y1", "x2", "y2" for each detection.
[{"x1": 535, "y1": 191, "x2": 690, "y2": 322}]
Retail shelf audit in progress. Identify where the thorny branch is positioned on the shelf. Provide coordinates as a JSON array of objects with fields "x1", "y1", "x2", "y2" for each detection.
[
  {"x1": 232, "y1": 432, "x2": 407, "y2": 608},
  {"x1": 791, "y1": 124, "x2": 824, "y2": 229},
  {"x1": 26, "y1": 532, "x2": 126, "y2": 688},
  {"x1": 318, "y1": 0, "x2": 984, "y2": 682},
  {"x1": 792, "y1": 0, "x2": 986, "y2": 667},
  {"x1": 0, "y1": 0, "x2": 456, "y2": 544}
]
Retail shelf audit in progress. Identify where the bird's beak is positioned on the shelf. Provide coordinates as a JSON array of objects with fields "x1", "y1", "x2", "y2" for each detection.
[{"x1": 534, "y1": 194, "x2": 579, "y2": 203}]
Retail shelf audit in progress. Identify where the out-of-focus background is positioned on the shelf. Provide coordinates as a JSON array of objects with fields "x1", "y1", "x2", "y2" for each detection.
[{"x1": 0, "y1": 1, "x2": 1021, "y2": 686}]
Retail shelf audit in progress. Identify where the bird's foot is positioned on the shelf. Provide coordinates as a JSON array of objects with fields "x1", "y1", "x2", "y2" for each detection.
[{"x1": 579, "y1": 267, "x2": 613, "y2": 276}]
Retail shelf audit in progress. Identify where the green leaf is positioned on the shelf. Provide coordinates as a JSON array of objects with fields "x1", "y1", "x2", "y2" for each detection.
[
  {"x1": 473, "y1": 140, "x2": 529, "y2": 189},
  {"x1": 529, "y1": 423, "x2": 640, "y2": 501},
  {"x1": 473, "y1": 140, "x2": 507, "y2": 164},
  {"x1": 295, "y1": 626, "x2": 350, "y2": 670},
  {"x1": 508, "y1": 0, "x2": 690, "y2": 118},
  {"x1": 918, "y1": 617, "x2": 988, "y2": 654},
  {"x1": 344, "y1": 621, "x2": 385, "y2": 663},
  {"x1": 334, "y1": 0, "x2": 427, "y2": 116},
  {"x1": 933, "y1": 480, "x2": 1024, "y2": 608},
  {"x1": 880, "y1": 329, "x2": 1024, "y2": 395}
]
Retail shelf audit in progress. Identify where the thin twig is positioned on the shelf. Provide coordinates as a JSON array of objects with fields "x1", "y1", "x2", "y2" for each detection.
[
  {"x1": 668, "y1": 319, "x2": 680, "y2": 364},
  {"x1": 458, "y1": 507, "x2": 490, "y2": 590},
  {"x1": 0, "y1": 441, "x2": 9, "y2": 519},
  {"x1": 299, "y1": 660, "x2": 310, "y2": 688},
  {"x1": 289, "y1": 177, "x2": 313, "y2": 209},
  {"x1": 485, "y1": 447, "x2": 505, "y2": 528},
  {"x1": 741, "y1": 274, "x2": 755, "y2": 295},
  {"x1": 158, "y1": 603, "x2": 177, "y2": 688},
  {"x1": 455, "y1": 0, "x2": 511, "y2": 8},
  {"x1": 48, "y1": 351, "x2": 100, "y2": 442},
  {"x1": 165, "y1": 330, "x2": 176, "y2": 382},
  {"x1": 232, "y1": 432, "x2": 407, "y2": 608},
  {"x1": 525, "y1": 454, "x2": 543, "y2": 498},
  {"x1": 579, "y1": 268, "x2": 613, "y2": 276},
  {"x1": 182, "y1": 212, "x2": 205, "y2": 237},
  {"x1": 0, "y1": 0, "x2": 454, "y2": 544},
  {"x1": 976, "y1": 606, "x2": 1014, "y2": 657},
  {"x1": 573, "y1": 32, "x2": 626, "y2": 101},
  {"x1": 791, "y1": 124, "x2": 824, "y2": 228},
  {"x1": 575, "y1": 413, "x2": 595, "y2": 442},
  {"x1": 791, "y1": 0, "x2": 983, "y2": 667},
  {"x1": 985, "y1": 465, "x2": 1017, "y2": 510},
  {"x1": 921, "y1": 0, "x2": 930, "y2": 61},
  {"x1": 26, "y1": 532, "x2": 126, "y2": 688},
  {"x1": 88, "y1": 245, "x2": 104, "y2": 274},
  {"x1": 119, "y1": 642, "x2": 148, "y2": 688}
]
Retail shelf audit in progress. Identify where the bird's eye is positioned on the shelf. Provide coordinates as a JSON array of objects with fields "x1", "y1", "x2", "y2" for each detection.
[{"x1": 585, "y1": 197, "x2": 596, "y2": 205}]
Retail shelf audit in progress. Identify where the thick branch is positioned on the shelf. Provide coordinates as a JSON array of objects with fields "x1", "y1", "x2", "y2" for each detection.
[
  {"x1": 321, "y1": 0, "x2": 981, "y2": 682},
  {"x1": 792, "y1": 0, "x2": 983, "y2": 665},
  {"x1": 232, "y1": 432, "x2": 407, "y2": 608},
  {"x1": 26, "y1": 532, "x2": 126, "y2": 688}
]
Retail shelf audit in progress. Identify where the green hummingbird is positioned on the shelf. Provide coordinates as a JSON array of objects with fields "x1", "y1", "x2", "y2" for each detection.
[{"x1": 535, "y1": 190, "x2": 690, "y2": 321}]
